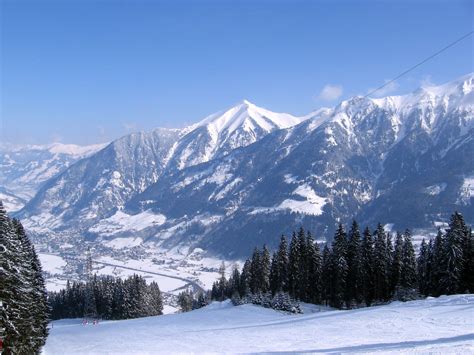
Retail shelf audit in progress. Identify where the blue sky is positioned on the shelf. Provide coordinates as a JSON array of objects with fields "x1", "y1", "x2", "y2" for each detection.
[{"x1": 1, "y1": 0, "x2": 473, "y2": 145}]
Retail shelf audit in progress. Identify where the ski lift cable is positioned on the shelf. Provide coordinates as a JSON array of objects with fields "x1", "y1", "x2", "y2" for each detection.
[{"x1": 364, "y1": 31, "x2": 474, "y2": 99}]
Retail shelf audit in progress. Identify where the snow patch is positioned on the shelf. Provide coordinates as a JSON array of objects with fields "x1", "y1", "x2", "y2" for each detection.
[
  {"x1": 89, "y1": 210, "x2": 166, "y2": 236},
  {"x1": 424, "y1": 183, "x2": 447, "y2": 195}
]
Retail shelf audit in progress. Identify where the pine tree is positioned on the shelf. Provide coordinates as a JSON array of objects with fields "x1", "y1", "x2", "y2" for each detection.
[
  {"x1": 390, "y1": 232, "x2": 404, "y2": 294},
  {"x1": 321, "y1": 245, "x2": 332, "y2": 306},
  {"x1": 400, "y1": 229, "x2": 417, "y2": 290},
  {"x1": 269, "y1": 251, "x2": 279, "y2": 295},
  {"x1": 417, "y1": 239, "x2": 429, "y2": 295},
  {"x1": 276, "y1": 235, "x2": 289, "y2": 293},
  {"x1": 306, "y1": 231, "x2": 322, "y2": 304},
  {"x1": 461, "y1": 227, "x2": 474, "y2": 293},
  {"x1": 346, "y1": 220, "x2": 362, "y2": 306},
  {"x1": 83, "y1": 248, "x2": 97, "y2": 319},
  {"x1": 0, "y1": 203, "x2": 49, "y2": 353},
  {"x1": 249, "y1": 248, "x2": 261, "y2": 294},
  {"x1": 329, "y1": 224, "x2": 348, "y2": 308},
  {"x1": 430, "y1": 229, "x2": 444, "y2": 296},
  {"x1": 217, "y1": 261, "x2": 227, "y2": 300},
  {"x1": 288, "y1": 232, "x2": 300, "y2": 298},
  {"x1": 296, "y1": 227, "x2": 308, "y2": 301},
  {"x1": 440, "y1": 212, "x2": 469, "y2": 294},
  {"x1": 373, "y1": 223, "x2": 390, "y2": 301},
  {"x1": 360, "y1": 226, "x2": 375, "y2": 306},
  {"x1": 261, "y1": 245, "x2": 271, "y2": 293},
  {"x1": 239, "y1": 259, "x2": 251, "y2": 296}
]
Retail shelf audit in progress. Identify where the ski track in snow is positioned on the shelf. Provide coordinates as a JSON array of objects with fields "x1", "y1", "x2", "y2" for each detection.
[{"x1": 43, "y1": 294, "x2": 474, "y2": 354}]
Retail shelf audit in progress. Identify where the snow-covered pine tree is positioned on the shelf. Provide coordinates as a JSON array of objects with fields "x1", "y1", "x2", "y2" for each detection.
[
  {"x1": 0, "y1": 203, "x2": 49, "y2": 353},
  {"x1": 13, "y1": 219, "x2": 49, "y2": 350},
  {"x1": 440, "y1": 212, "x2": 470, "y2": 294}
]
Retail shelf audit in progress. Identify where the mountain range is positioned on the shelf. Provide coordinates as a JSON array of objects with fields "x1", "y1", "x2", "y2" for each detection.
[{"x1": 8, "y1": 74, "x2": 474, "y2": 258}]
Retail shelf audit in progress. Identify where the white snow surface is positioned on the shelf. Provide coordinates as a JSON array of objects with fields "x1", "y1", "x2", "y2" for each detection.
[
  {"x1": 187, "y1": 99, "x2": 304, "y2": 135},
  {"x1": 89, "y1": 210, "x2": 166, "y2": 237},
  {"x1": 44, "y1": 294, "x2": 474, "y2": 354},
  {"x1": 251, "y1": 183, "x2": 327, "y2": 216}
]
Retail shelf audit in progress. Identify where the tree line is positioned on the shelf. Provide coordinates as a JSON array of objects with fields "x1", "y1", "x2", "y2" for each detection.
[
  {"x1": 211, "y1": 212, "x2": 473, "y2": 310},
  {"x1": 0, "y1": 202, "x2": 49, "y2": 354},
  {"x1": 48, "y1": 274, "x2": 163, "y2": 321}
]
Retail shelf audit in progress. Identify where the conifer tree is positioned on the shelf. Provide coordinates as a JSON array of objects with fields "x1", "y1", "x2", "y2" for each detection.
[
  {"x1": 346, "y1": 220, "x2": 362, "y2": 306},
  {"x1": 0, "y1": 203, "x2": 49, "y2": 353},
  {"x1": 276, "y1": 235, "x2": 289, "y2": 293},
  {"x1": 429, "y1": 229, "x2": 444, "y2": 296},
  {"x1": 261, "y1": 245, "x2": 271, "y2": 293},
  {"x1": 440, "y1": 212, "x2": 469, "y2": 294},
  {"x1": 329, "y1": 224, "x2": 348, "y2": 308},
  {"x1": 417, "y1": 239, "x2": 429, "y2": 295},
  {"x1": 400, "y1": 229, "x2": 417, "y2": 290},
  {"x1": 296, "y1": 227, "x2": 308, "y2": 300},
  {"x1": 306, "y1": 231, "x2": 322, "y2": 304},
  {"x1": 321, "y1": 245, "x2": 332, "y2": 306},
  {"x1": 373, "y1": 223, "x2": 390, "y2": 301},
  {"x1": 390, "y1": 232, "x2": 404, "y2": 294},
  {"x1": 288, "y1": 232, "x2": 300, "y2": 298},
  {"x1": 360, "y1": 226, "x2": 375, "y2": 306},
  {"x1": 269, "y1": 251, "x2": 279, "y2": 295}
]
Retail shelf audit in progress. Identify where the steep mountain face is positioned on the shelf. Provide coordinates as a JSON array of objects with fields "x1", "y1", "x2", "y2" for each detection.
[
  {"x1": 20, "y1": 129, "x2": 181, "y2": 230},
  {"x1": 14, "y1": 74, "x2": 474, "y2": 259},
  {"x1": 18, "y1": 102, "x2": 303, "y2": 234},
  {"x1": 167, "y1": 100, "x2": 304, "y2": 170},
  {"x1": 124, "y1": 75, "x2": 473, "y2": 256},
  {"x1": 0, "y1": 143, "x2": 105, "y2": 211}
]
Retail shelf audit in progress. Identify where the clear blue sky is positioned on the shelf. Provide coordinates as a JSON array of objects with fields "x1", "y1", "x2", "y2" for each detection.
[{"x1": 1, "y1": 0, "x2": 473, "y2": 145}]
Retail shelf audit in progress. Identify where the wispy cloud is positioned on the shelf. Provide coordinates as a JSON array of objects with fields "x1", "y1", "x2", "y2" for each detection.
[
  {"x1": 317, "y1": 84, "x2": 343, "y2": 101},
  {"x1": 122, "y1": 122, "x2": 138, "y2": 133},
  {"x1": 420, "y1": 75, "x2": 435, "y2": 88},
  {"x1": 367, "y1": 80, "x2": 399, "y2": 97}
]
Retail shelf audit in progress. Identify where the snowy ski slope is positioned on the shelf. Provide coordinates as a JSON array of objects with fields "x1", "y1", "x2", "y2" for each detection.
[{"x1": 44, "y1": 294, "x2": 474, "y2": 354}]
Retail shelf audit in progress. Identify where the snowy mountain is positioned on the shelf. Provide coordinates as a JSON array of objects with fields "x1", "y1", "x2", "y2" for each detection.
[
  {"x1": 20, "y1": 129, "x2": 182, "y2": 229},
  {"x1": 15, "y1": 74, "x2": 474, "y2": 261},
  {"x1": 18, "y1": 101, "x2": 304, "y2": 234},
  {"x1": 0, "y1": 143, "x2": 106, "y2": 211},
  {"x1": 167, "y1": 99, "x2": 305, "y2": 170},
  {"x1": 125, "y1": 74, "x2": 474, "y2": 256},
  {"x1": 44, "y1": 295, "x2": 474, "y2": 353}
]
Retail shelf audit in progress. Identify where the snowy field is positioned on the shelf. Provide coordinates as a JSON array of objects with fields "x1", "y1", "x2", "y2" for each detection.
[{"x1": 44, "y1": 294, "x2": 474, "y2": 354}]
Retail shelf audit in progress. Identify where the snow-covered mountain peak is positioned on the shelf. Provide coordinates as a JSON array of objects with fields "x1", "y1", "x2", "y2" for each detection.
[{"x1": 190, "y1": 100, "x2": 305, "y2": 137}]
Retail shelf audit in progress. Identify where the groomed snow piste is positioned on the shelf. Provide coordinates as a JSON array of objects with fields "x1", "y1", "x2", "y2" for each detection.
[{"x1": 44, "y1": 294, "x2": 474, "y2": 354}]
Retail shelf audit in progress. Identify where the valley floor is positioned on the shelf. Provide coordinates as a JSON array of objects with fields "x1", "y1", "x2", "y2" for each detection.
[{"x1": 43, "y1": 294, "x2": 474, "y2": 354}]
